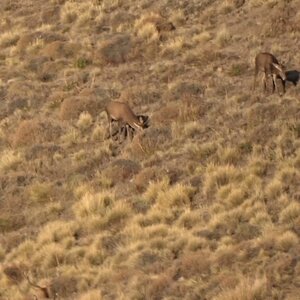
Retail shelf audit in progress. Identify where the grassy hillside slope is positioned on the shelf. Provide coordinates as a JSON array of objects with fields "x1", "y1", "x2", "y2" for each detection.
[{"x1": 1, "y1": 0, "x2": 300, "y2": 299}]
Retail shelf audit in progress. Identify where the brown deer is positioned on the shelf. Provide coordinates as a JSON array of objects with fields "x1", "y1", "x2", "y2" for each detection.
[
  {"x1": 105, "y1": 101, "x2": 147, "y2": 141},
  {"x1": 253, "y1": 52, "x2": 286, "y2": 94}
]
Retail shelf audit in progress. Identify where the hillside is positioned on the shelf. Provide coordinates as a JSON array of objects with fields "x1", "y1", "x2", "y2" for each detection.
[{"x1": 1, "y1": 0, "x2": 300, "y2": 299}]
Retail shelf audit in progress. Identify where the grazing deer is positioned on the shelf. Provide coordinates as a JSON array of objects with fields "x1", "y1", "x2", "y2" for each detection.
[
  {"x1": 105, "y1": 101, "x2": 147, "y2": 141},
  {"x1": 253, "y1": 52, "x2": 286, "y2": 94}
]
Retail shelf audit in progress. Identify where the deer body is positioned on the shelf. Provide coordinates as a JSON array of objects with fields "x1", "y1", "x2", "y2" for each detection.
[
  {"x1": 253, "y1": 52, "x2": 286, "y2": 94},
  {"x1": 105, "y1": 101, "x2": 145, "y2": 141}
]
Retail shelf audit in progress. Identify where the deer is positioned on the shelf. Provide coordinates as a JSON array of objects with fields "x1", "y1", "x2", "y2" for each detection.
[
  {"x1": 253, "y1": 52, "x2": 286, "y2": 95},
  {"x1": 105, "y1": 101, "x2": 148, "y2": 142}
]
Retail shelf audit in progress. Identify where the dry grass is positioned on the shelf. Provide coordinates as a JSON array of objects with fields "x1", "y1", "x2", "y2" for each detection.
[
  {"x1": 1, "y1": 0, "x2": 300, "y2": 298},
  {"x1": 12, "y1": 119, "x2": 62, "y2": 147}
]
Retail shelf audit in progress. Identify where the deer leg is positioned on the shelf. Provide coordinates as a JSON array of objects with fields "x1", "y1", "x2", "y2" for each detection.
[
  {"x1": 253, "y1": 68, "x2": 258, "y2": 91},
  {"x1": 128, "y1": 125, "x2": 134, "y2": 141},
  {"x1": 272, "y1": 74, "x2": 277, "y2": 93},
  {"x1": 107, "y1": 115, "x2": 112, "y2": 139},
  {"x1": 117, "y1": 121, "x2": 123, "y2": 143},
  {"x1": 262, "y1": 73, "x2": 267, "y2": 92}
]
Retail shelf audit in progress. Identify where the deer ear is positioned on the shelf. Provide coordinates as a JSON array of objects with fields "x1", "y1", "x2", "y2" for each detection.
[{"x1": 272, "y1": 63, "x2": 281, "y2": 71}]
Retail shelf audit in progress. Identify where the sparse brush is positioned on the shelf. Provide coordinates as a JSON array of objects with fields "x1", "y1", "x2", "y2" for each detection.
[
  {"x1": 143, "y1": 177, "x2": 170, "y2": 203},
  {"x1": 96, "y1": 34, "x2": 132, "y2": 64},
  {"x1": 13, "y1": 119, "x2": 62, "y2": 147}
]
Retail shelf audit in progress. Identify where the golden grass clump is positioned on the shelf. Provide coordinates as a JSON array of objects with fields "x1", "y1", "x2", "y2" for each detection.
[
  {"x1": 192, "y1": 31, "x2": 212, "y2": 44},
  {"x1": 213, "y1": 275, "x2": 268, "y2": 300},
  {"x1": 78, "y1": 290, "x2": 102, "y2": 300},
  {"x1": 218, "y1": 186, "x2": 247, "y2": 208},
  {"x1": 77, "y1": 111, "x2": 93, "y2": 130},
  {"x1": 203, "y1": 165, "x2": 241, "y2": 197},
  {"x1": 73, "y1": 191, "x2": 115, "y2": 220},
  {"x1": 32, "y1": 243, "x2": 66, "y2": 269},
  {"x1": 0, "y1": 149, "x2": 22, "y2": 172},
  {"x1": 275, "y1": 231, "x2": 299, "y2": 252},
  {"x1": 155, "y1": 183, "x2": 195, "y2": 209},
  {"x1": 60, "y1": 1, "x2": 81, "y2": 23},
  {"x1": 0, "y1": 30, "x2": 20, "y2": 48},
  {"x1": 143, "y1": 177, "x2": 170, "y2": 203},
  {"x1": 136, "y1": 22, "x2": 159, "y2": 43},
  {"x1": 160, "y1": 37, "x2": 185, "y2": 58},
  {"x1": 216, "y1": 26, "x2": 231, "y2": 47},
  {"x1": 37, "y1": 220, "x2": 77, "y2": 245},
  {"x1": 217, "y1": 146, "x2": 241, "y2": 165},
  {"x1": 28, "y1": 182, "x2": 52, "y2": 204},
  {"x1": 264, "y1": 178, "x2": 283, "y2": 200},
  {"x1": 279, "y1": 201, "x2": 300, "y2": 225},
  {"x1": 91, "y1": 124, "x2": 106, "y2": 142}
]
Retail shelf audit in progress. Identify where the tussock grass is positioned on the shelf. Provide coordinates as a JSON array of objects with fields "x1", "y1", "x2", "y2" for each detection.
[
  {"x1": 136, "y1": 23, "x2": 159, "y2": 43},
  {"x1": 73, "y1": 191, "x2": 115, "y2": 220},
  {"x1": 28, "y1": 182, "x2": 52, "y2": 204},
  {"x1": 0, "y1": 149, "x2": 22, "y2": 172},
  {"x1": 77, "y1": 112, "x2": 93, "y2": 130},
  {"x1": 213, "y1": 275, "x2": 268, "y2": 300},
  {"x1": 32, "y1": 242, "x2": 66, "y2": 269},
  {"x1": 275, "y1": 231, "x2": 298, "y2": 252},
  {"x1": 37, "y1": 221, "x2": 77, "y2": 244},
  {"x1": 1, "y1": 0, "x2": 300, "y2": 298},
  {"x1": 215, "y1": 26, "x2": 231, "y2": 47},
  {"x1": 78, "y1": 290, "x2": 102, "y2": 300},
  {"x1": 279, "y1": 201, "x2": 300, "y2": 225},
  {"x1": 203, "y1": 165, "x2": 241, "y2": 197},
  {"x1": 0, "y1": 30, "x2": 20, "y2": 48},
  {"x1": 154, "y1": 183, "x2": 195, "y2": 209}
]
